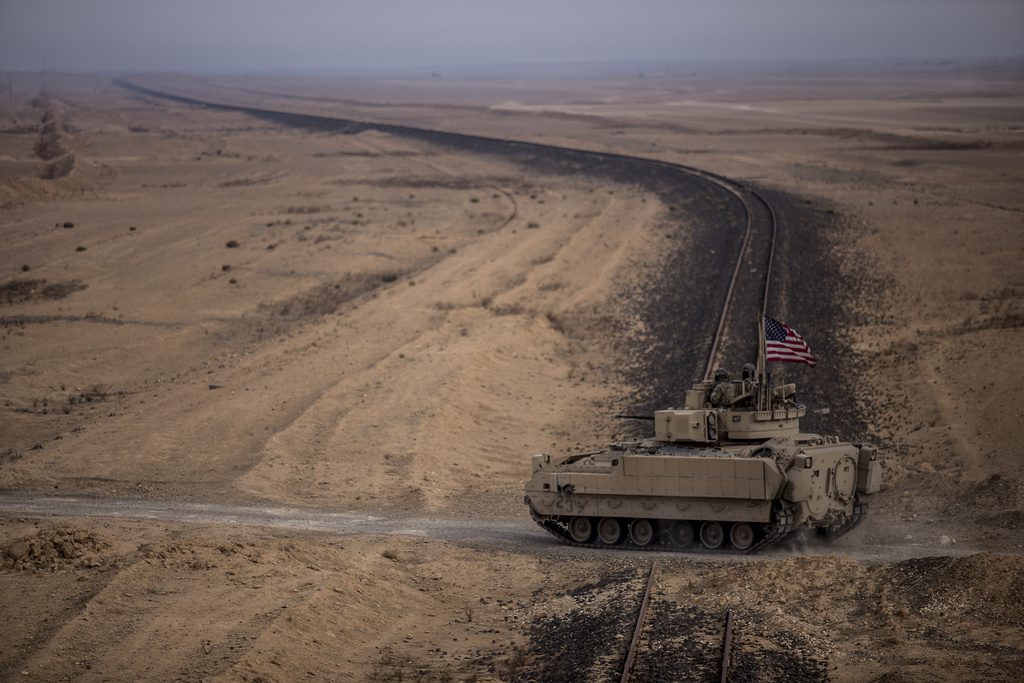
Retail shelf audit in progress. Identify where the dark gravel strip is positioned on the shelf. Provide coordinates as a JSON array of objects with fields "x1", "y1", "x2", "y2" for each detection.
[
  {"x1": 715, "y1": 189, "x2": 776, "y2": 379},
  {"x1": 115, "y1": 78, "x2": 749, "y2": 414},
  {"x1": 754, "y1": 188, "x2": 874, "y2": 439}
]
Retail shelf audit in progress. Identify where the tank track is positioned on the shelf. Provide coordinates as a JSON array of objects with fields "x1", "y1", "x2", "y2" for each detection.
[
  {"x1": 819, "y1": 499, "x2": 867, "y2": 541},
  {"x1": 528, "y1": 501, "x2": 798, "y2": 555}
]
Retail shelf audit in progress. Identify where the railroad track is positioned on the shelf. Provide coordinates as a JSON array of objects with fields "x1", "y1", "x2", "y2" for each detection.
[
  {"x1": 607, "y1": 174, "x2": 771, "y2": 677},
  {"x1": 620, "y1": 562, "x2": 737, "y2": 683}
]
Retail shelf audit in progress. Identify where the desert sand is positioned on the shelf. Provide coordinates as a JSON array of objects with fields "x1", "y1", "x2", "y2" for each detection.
[{"x1": 1, "y1": 63, "x2": 1023, "y2": 681}]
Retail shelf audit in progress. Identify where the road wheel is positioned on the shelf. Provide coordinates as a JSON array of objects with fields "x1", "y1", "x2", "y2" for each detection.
[
  {"x1": 568, "y1": 516, "x2": 595, "y2": 543},
  {"x1": 730, "y1": 522, "x2": 755, "y2": 550},
  {"x1": 700, "y1": 521, "x2": 724, "y2": 549},
  {"x1": 629, "y1": 519, "x2": 655, "y2": 547},
  {"x1": 668, "y1": 521, "x2": 694, "y2": 548},
  {"x1": 597, "y1": 517, "x2": 624, "y2": 545}
]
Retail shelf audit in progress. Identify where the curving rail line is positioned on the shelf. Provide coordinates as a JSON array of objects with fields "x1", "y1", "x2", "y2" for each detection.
[{"x1": 114, "y1": 79, "x2": 777, "y2": 381}]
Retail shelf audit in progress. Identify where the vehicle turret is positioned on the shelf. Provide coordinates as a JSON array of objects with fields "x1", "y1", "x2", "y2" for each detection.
[{"x1": 656, "y1": 376, "x2": 805, "y2": 444}]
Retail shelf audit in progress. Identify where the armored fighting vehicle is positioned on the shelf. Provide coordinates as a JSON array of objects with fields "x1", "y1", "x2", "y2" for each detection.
[{"x1": 523, "y1": 373, "x2": 881, "y2": 553}]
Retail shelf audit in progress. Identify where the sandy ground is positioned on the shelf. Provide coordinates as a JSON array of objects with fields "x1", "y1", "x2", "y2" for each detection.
[{"x1": 1, "y1": 63, "x2": 1023, "y2": 681}]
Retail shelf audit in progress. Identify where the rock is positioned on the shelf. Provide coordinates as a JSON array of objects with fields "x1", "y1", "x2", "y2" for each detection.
[
  {"x1": 3, "y1": 527, "x2": 110, "y2": 570},
  {"x1": 940, "y1": 535, "x2": 955, "y2": 546},
  {"x1": 57, "y1": 539, "x2": 80, "y2": 558},
  {"x1": 6, "y1": 541, "x2": 29, "y2": 560}
]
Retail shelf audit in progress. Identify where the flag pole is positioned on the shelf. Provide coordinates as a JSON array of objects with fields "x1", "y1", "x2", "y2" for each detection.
[{"x1": 757, "y1": 311, "x2": 767, "y2": 411}]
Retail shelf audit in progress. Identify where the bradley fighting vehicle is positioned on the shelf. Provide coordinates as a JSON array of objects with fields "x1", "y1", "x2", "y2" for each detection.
[{"x1": 524, "y1": 371, "x2": 882, "y2": 553}]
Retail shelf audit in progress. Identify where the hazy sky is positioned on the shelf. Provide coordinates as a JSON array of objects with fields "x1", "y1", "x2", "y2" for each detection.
[{"x1": 1, "y1": 0, "x2": 1021, "y2": 72}]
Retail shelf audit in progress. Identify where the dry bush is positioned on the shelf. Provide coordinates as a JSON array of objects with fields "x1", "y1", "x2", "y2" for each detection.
[
  {"x1": 35, "y1": 133, "x2": 68, "y2": 160},
  {"x1": 40, "y1": 152, "x2": 75, "y2": 179},
  {"x1": 0, "y1": 278, "x2": 87, "y2": 304}
]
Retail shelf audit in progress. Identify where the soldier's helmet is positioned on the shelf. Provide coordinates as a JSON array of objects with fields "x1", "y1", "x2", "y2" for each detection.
[
  {"x1": 741, "y1": 363, "x2": 756, "y2": 380},
  {"x1": 713, "y1": 368, "x2": 729, "y2": 382}
]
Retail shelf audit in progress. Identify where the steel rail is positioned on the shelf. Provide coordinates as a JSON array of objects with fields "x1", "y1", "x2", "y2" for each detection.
[
  {"x1": 699, "y1": 183, "x2": 752, "y2": 381},
  {"x1": 721, "y1": 609, "x2": 735, "y2": 683},
  {"x1": 620, "y1": 560, "x2": 658, "y2": 683},
  {"x1": 751, "y1": 190, "x2": 778, "y2": 320}
]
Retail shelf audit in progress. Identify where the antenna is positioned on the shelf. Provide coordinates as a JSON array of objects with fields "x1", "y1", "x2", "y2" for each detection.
[{"x1": 756, "y1": 311, "x2": 768, "y2": 411}]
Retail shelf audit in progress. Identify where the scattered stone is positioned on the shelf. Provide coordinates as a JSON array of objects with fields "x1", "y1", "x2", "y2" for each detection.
[
  {"x1": 229, "y1": 278, "x2": 238, "y2": 284},
  {"x1": 75, "y1": 245, "x2": 87, "y2": 252},
  {"x1": 225, "y1": 240, "x2": 240, "y2": 248},
  {"x1": 20, "y1": 265, "x2": 30, "y2": 272},
  {"x1": 2, "y1": 526, "x2": 111, "y2": 570},
  {"x1": 222, "y1": 264, "x2": 231, "y2": 271},
  {"x1": 62, "y1": 221, "x2": 74, "y2": 228}
]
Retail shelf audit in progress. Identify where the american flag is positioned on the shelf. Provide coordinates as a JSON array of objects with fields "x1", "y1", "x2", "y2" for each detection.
[{"x1": 765, "y1": 316, "x2": 816, "y2": 367}]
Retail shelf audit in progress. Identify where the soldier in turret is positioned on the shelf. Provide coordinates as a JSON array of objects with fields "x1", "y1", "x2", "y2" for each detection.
[
  {"x1": 741, "y1": 363, "x2": 756, "y2": 382},
  {"x1": 709, "y1": 368, "x2": 735, "y2": 407},
  {"x1": 741, "y1": 363, "x2": 757, "y2": 392},
  {"x1": 727, "y1": 363, "x2": 758, "y2": 407}
]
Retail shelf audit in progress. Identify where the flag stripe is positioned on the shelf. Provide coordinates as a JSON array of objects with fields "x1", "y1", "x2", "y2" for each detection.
[
  {"x1": 764, "y1": 316, "x2": 816, "y2": 367},
  {"x1": 766, "y1": 347, "x2": 814, "y2": 356},
  {"x1": 770, "y1": 344, "x2": 815, "y2": 356}
]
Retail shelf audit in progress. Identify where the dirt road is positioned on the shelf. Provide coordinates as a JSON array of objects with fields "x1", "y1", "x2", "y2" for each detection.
[{"x1": 0, "y1": 494, "x2": 1011, "y2": 564}]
